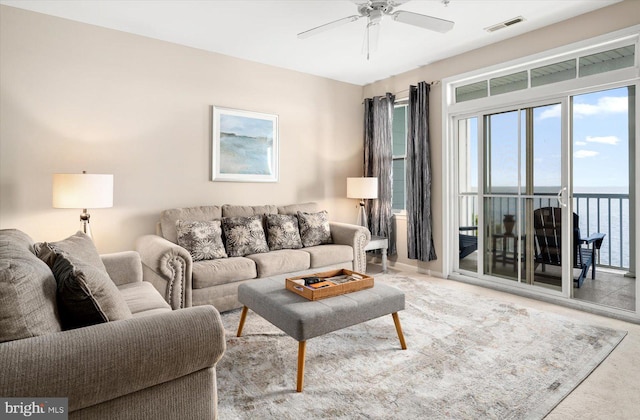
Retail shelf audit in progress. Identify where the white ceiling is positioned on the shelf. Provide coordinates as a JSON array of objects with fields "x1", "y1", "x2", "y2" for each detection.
[{"x1": 1, "y1": 0, "x2": 622, "y2": 86}]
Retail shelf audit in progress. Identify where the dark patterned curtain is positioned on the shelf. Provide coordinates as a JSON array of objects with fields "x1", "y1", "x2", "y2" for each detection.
[
  {"x1": 407, "y1": 82, "x2": 437, "y2": 261},
  {"x1": 364, "y1": 93, "x2": 396, "y2": 255}
]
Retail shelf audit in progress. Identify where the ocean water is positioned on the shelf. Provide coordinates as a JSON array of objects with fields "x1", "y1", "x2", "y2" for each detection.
[
  {"x1": 219, "y1": 134, "x2": 273, "y2": 175},
  {"x1": 461, "y1": 187, "x2": 631, "y2": 268}
]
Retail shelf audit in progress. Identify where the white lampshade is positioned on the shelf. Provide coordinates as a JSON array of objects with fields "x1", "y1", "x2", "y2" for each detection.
[
  {"x1": 347, "y1": 177, "x2": 378, "y2": 200},
  {"x1": 53, "y1": 173, "x2": 113, "y2": 209}
]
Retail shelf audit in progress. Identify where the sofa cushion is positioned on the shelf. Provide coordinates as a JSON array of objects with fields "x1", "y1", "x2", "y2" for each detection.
[
  {"x1": 222, "y1": 204, "x2": 278, "y2": 218},
  {"x1": 297, "y1": 210, "x2": 333, "y2": 247},
  {"x1": 192, "y1": 257, "x2": 257, "y2": 288},
  {"x1": 247, "y1": 249, "x2": 310, "y2": 277},
  {"x1": 222, "y1": 215, "x2": 269, "y2": 257},
  {"x1": 0, "y1": 229, "x2": 61, "y2": 343},
  {"x1": 160, "y1": 206, "x2": 223, "y2": 243},
  {"x1": 176, "y1": 220, "x2": 228, "y2": 261},
  {"x1": 38, "y1": 232, "x2": 132, "y2": 330},
  {"x1": 277, "y1": 202, "x2": 318, "y2": 215},
  {"x1": 265, "y1": 214, "x2": 302, "y2": 251},
  {"x1": 303, "y1": 244, "x2": 354, "y2": 269},
  {"x1": 117, "y1": 282, "x2": 172, "y2": 317}
]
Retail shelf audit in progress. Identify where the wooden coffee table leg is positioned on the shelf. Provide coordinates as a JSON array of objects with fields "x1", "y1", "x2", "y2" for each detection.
[
  {"x1": 392, "y1": 312, "x2": 407, "y2": 350},
  {"x1": 236, "y1": 306, "x2": 249, "y2": 337},
  {"x1": 297, "y1": 341, "x2": 306, "y2": 392}
]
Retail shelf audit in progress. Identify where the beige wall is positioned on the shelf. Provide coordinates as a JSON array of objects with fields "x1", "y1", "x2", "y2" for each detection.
[
  {"x1": 2, "y1": 2, "x2": 638, "y2": 262},
  {"x1": 364, "y1": 0, "x2": 640, "y2": 276},
  {"x1": 0, "y1": 6, "x2": 364, "y2": 253}
]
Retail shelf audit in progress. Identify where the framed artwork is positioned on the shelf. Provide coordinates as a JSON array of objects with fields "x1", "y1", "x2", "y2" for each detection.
[{"x1": 212, "y1": 106, "x2": 279, "y2": 182}]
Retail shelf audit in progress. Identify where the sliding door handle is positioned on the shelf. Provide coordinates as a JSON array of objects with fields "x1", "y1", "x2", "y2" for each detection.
[{"x1": 557, "y1": 187, "x2": 567, "y2": 207}]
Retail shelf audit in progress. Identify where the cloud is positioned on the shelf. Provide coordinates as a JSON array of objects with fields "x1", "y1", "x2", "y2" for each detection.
[
  {"x1": 574, "y1": 150, "x2": 599, "y2": 158},
  {"x1": 585, "y1": 135, "x2": 620, "y2": 145},
  {"x1": 575, "y1": 141, "x2": 587, "y2": 146},
  {"x1": 538, "y1": 96, "x2": 627, "y2": 120},
  {"x1": 538, "y1": 104, "x2": 561, "y2": 120},
  {"x1": 574, "y1": 96, "x2": 628, "y2": 118}
]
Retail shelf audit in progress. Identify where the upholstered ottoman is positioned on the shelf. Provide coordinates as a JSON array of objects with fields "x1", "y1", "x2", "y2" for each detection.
[{"x1": 236, "y1": 277, "x2": 407, "y2": 391}]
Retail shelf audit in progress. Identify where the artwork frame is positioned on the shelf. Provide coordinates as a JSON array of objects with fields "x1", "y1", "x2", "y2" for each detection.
[{"x1": 212, "y1": 106, "x2": 279, "y2": 182}]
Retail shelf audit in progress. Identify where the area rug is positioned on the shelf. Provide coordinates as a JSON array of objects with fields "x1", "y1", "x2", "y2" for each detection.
[{"x1": 216, "y1": 274, "x2": 626, "y2": 419}]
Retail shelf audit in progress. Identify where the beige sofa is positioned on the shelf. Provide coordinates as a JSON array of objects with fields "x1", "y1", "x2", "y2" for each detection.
[
  {"x1": 136, "y1": 202, "x2": 370, "y2": 312},
  {"x1": 0, "y1": 229, "x2": 226, "y2": 420}
]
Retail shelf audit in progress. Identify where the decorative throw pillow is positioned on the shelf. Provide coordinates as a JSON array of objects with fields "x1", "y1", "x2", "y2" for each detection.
[
  {"x1": 37, "y1": 232, "x2": 132, "y2": 330},
  {"x1": 297, "y1": 210, "x2": 332, "y2": 247},
  {"x1": 265, "y1": 214, "x2": 303, "y2": 251},
  {"x1": 176, "y1": 220, "x2": 228, "y2": 261},
  {"x1": 0, "y1": 229, "x2": 61, "y2": 343},
  {"x1": 222, "y1": 215, "x2": 269, "y2": 257}
]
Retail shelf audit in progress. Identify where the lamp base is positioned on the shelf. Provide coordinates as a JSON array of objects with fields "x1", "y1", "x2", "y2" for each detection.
[
  {"x1": 356, "y1": 202, "x2": 368, "y2": 229},
  {"x1": 80, "y1": 210, "x2": 93, "y2": 239}
]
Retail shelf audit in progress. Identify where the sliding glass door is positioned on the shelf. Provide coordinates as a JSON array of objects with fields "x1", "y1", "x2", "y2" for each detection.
[
  {"x1": 457, "y1": 87, "x2": 636, "y2": 311},
  {"x1": 484, "y1": 102, "x2": 569, "y2": 291},
  {"x1": 458, "y1": 100, "x2": 572, "y2": 294}
]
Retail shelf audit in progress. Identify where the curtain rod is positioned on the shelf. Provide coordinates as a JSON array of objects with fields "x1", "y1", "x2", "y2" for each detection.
[
  {"x1": 363, "y1": 80, "x2": 440, "y2": 103},
  {"x1": 394, "y1": 80, "x2": 440, "y2": 97}
]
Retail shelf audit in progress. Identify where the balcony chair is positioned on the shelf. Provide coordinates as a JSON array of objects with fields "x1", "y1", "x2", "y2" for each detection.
[
  {"x1": 533, "y1": 207, "x2": 605, "y2": 288},
  {"x1": 459, "y1": 226, "x2": 478, "y2": 259}
]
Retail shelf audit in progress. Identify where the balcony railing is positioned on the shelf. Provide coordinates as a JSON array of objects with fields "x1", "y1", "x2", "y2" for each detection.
[
  {"x1": 458, "y1": 193, "x2": 631, "y2": 270},
  {"x1": 574, "y1": 193, "x2": 630, "y2": 270}
]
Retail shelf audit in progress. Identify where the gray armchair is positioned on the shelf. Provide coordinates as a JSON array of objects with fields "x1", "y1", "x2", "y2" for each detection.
[{"x1": 0, "y1": 229, "x2": 226, "y2": 419}]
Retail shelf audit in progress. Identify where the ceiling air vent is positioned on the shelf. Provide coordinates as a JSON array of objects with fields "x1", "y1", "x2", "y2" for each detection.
[{"x1": 485, "y1": 16, "x2": 525, "y2": 33}]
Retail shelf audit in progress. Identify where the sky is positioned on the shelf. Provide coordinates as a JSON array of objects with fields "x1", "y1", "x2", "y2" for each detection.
[
  {"x1": 475, "y1": 86, "x2": 631, "y2": 193},
  {"x1": 569, "y1": 87, "x2": 630, "y2": 191},
  {"x1": 219, "y1": 114, "x2": 274, "y2": 139}
]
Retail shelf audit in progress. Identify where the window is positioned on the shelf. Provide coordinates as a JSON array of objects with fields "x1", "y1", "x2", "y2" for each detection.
[
  {"x1": 392, "y1": 103, "x2": 408, "y2": 211},
  {"x1": 444, "y1": 26, "x2": 639, "y2": 317},
  {"x1": 453, "y1": 42, "x2": 636, "y2": 105}
]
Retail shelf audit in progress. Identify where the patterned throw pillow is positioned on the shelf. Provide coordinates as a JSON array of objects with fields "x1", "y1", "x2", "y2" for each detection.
[
  {"x1": 176, "y1": 220, "x2": 228, "y2": 261},
  {"x1": 297, "y1": 210, "x2": 332, "y2": 247},
  {"x1": 265, "y1": 214, "x2": 303, "y2": 251},
  {"x1": 222, "y1": 215, "x2": 269, "y2": 257}
]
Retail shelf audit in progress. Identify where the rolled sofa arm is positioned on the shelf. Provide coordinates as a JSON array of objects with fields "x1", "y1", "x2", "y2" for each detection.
[
  {"x1": 0, "y1": 306, "x2": 225, "y2": 412},
  {"x1": 101, "y1": 251, "x2": 143, "y2": 286},
  {"x1": 135, "y1": 234, "x2": 192, "y2": 309},
  {"x1": 330, "y1": 222, "x2": 371, "y2": 273}
]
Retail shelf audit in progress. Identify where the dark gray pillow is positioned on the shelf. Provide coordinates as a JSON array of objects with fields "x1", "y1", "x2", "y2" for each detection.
[
  {"x1": 266, "y1": 214, "x2": 302, "y2": 251},
  {"x1": 297, "y1": 210, "x2": 332, "y2": 247},
  {"x1": 222, "y1": 215, "x2": 269, "y2": 257},
  {"x1": 176, "y1": 220, "x2": 228, "y2": 261},
  {"x1": 38, "y1": 232, "x2": 132, "y2": 330}
]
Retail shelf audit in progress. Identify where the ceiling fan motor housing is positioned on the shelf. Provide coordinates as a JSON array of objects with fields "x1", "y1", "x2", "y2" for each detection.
[{"x1": 358, "y1": 1, "x2": 395, "y2": 16}]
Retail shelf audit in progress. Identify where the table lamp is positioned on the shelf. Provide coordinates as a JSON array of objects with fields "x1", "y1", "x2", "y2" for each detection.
[
  {"x1": 347, "y1": 177, "x2": 378, "y2": 228},
  {"x1": 53, "y1": 171, "x2": 113, "y2": 238}
]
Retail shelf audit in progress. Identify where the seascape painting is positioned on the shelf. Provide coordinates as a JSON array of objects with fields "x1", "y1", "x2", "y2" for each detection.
[{"x1": 212, "y1": 107, "x2": 279, "y2": 182}]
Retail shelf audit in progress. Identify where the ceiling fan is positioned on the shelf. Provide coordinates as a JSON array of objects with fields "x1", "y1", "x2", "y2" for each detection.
[{"x1": 297, "y1": 0, "x2": 455, "y2": 58}]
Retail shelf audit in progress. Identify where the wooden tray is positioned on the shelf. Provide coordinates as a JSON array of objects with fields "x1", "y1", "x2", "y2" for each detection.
[{"x1": 286, "y1": 269, "x2": 374, "y2": 301}]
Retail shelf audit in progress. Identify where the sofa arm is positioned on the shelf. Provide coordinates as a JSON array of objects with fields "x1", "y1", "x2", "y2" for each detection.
[
  {"x1": 330, "y1": 222, "x2": 371, "y2": 273},
  {"x1": 136, "y1": 234, "x2": 192, "y2": 309},
  {"x1": 0, "y1": 306, "x2": 225, "y2": 413},
  {"x1": 101, "y1": 251, "x2": 143, "y2": 286}
]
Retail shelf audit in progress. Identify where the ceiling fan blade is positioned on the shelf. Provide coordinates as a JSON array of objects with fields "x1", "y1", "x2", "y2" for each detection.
[
  {"x1": 392, "y1": 10, "x2": 454, "y2": 33},
  {"x1": 297, "y1": 15, "x2": 362, "y2": 39}
]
